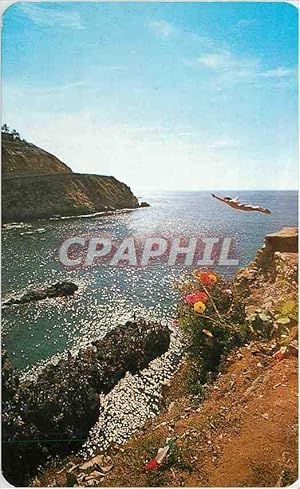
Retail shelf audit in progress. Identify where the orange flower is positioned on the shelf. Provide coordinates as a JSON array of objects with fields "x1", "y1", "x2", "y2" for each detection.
[{"x1": 197, "y1": 271, "x2": 217, "y2": 286}]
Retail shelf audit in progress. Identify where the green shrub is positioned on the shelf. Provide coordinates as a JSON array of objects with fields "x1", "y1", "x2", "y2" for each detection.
[
  {"x1": 248, "y1": 299, "x2": 298, "y2": 344},
  {"x1": 178, "y1": 270, "x2": 249, "y2": 386}
]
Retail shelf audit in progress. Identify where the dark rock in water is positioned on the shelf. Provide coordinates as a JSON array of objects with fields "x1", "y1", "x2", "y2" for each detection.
[
  {"x1": 1, "y1": 320, "x2": 170, "y2": 486},
  {"x1": 46, "y1": 282, "x2": 78, "y2": 298},
  {"x1": 140, "y1": 201, "x2": 150, "y2": 207},
  {"x1": 2, "y1": 281, "x2": 78, "y2": 307}
]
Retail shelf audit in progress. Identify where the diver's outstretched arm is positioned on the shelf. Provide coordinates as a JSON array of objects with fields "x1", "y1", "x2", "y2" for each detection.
[
  {"x1": 211, "y1": 193, "x2": 225, "y2": 203},
  {"x1": 257, "y1": 206, "x2": 272, "y2": 215}
]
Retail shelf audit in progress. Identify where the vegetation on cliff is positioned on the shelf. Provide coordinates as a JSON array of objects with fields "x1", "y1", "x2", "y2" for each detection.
[{"x1": 178, "y1": 270, "x2": 249, "y2": 390}]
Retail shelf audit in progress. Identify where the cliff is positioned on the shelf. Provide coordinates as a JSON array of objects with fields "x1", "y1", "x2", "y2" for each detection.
[
  {"x1": 235, "y1": 227, "x2": 298, "y2": 304},
  {"x1": 2, "y1": 132, "x2": 140, "y2": 222}
]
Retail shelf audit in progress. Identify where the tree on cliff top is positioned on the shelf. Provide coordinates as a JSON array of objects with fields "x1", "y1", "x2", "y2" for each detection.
[{"x1": 1, "y1": 124, "x2": 21, "y2": 140}]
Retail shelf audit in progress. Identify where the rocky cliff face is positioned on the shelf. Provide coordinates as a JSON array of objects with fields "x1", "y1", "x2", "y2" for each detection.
[
  {"x1": 234, "y1": 227, "x2": 298, "y2": 330},
  {"x1": 2, "y1": 133, "x2": 140, "y2": 222},
  {"x1": 235, "y1": 227, "x2": 298, "y2": 298},
  {"x1": 2, "y1": 132, "x2": 72, "y2": 177}
]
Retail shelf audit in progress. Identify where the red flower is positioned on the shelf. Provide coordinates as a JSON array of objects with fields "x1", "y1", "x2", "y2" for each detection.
[
  {"x1": 185, "y1": 293, "x2": 197, "y2": 305},
  {"x1": 145, "y1": 458, "x2": 159, "y2": 471},
  {"x1": 194, "y1": 291, "x2": 208, "y2": 302},
  {"x1": 185, "y1": 291, "x2": 208, "y2": 305}
]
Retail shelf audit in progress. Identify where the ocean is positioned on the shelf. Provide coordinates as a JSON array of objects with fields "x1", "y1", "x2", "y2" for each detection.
[{"x1": 2, "y1": 190, "x2": 298, "y2": 370}]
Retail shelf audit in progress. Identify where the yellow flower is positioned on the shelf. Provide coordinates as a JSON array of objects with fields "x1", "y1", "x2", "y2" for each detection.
[{"x1": 194, "y1": 301, "x2": 206, "y2": 314}]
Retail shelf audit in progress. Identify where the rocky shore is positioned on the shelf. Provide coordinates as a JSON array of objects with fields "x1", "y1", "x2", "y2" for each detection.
[{"x1": 2, "y1": 320, "x2": 171, "y2": 486}]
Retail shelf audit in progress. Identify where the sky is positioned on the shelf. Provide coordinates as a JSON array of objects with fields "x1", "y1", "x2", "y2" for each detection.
[{"x1": 2, "y1": 2, "x2": 298, "y2": 193}]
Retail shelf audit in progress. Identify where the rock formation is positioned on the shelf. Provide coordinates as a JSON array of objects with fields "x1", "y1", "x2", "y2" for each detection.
[
  {"x1": 235, "y1": 227, "x2": 298, "y2": 297},
  {"x1": 2, "y1": 281, "x2": 78, "y2": 307},
  {"x1": 234, "y1": 227, "x2": 298, "y2": 335}
]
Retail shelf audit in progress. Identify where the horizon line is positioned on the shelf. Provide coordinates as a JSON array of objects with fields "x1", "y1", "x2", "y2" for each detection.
[{"x1": 136, "y1": 188, "x2": 299, "y2": 193}]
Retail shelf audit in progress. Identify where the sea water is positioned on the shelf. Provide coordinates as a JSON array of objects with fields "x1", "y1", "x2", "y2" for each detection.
[{"x1": 2, "y1": 190, "x2": 297, "y2": 369}]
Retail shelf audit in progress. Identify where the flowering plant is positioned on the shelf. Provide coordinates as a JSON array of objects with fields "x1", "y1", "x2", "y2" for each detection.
[{"x1": 178, "y1": 268, "x2": 248, "y2": 387}]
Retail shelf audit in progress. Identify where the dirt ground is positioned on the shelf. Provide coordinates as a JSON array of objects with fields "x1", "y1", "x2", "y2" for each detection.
[{"x1": 36, "y1": 342, "x2": 298, "y2": 487}]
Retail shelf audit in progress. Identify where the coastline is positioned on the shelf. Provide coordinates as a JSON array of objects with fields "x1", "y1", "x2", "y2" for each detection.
[{"x1": 3, "y1": 203, "x2": 150, "y2": 226}]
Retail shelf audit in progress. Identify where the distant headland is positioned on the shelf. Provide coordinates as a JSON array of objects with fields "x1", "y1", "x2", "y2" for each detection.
[{"x1": 1, "y1": 125, "x2": 147, "y2": 223}]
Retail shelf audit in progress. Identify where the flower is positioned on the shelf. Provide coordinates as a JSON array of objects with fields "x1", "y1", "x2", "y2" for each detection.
[
  {"x1": 185, "y1": 293, "x2": 196, "y2": 305},
  {"x1": 195, "y1": 291, "x2": 209, "y2": 302},
  {"x1": 145, "y1": 458, "x2": 159, "y2": 471},
  {"x1": 194, "y1": 301, "x2": 206, "y2": 313},
  {"x1": 197, "y1": 271, "x2": 217, "y2": 286},
  {"x1": 185, "y1": 291, "x2": 208, "y2": 305}
]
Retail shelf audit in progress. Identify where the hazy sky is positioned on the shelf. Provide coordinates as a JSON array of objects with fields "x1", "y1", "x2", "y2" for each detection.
[{"x1": 2, "y1": 2, "x2": 298, "y2": 192}]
